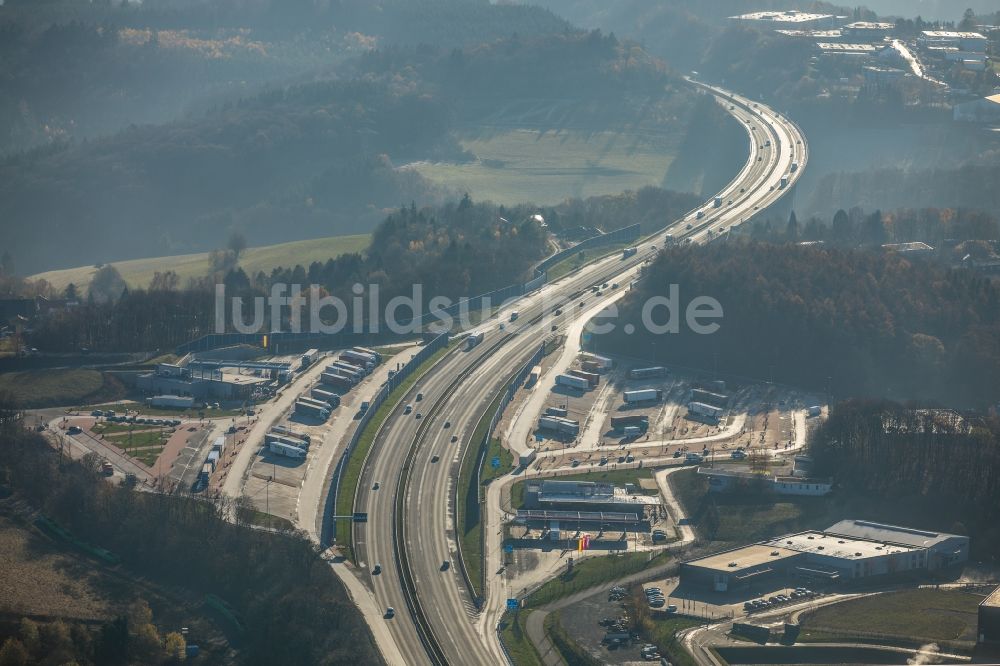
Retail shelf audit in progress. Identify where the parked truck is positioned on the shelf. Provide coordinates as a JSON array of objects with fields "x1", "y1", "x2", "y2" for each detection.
[
  {"x1": 545, "y1": 406, "x2": 569, "y2": 418},
  {"x1": 332, "y1": 360, "x2": 367, "y2": 377},
  {"x1": 351, "y1": 346, "x2": 383, "y2": 363},
  {"x1": 265, "y1": 433, "x2": 310, "y2": 451},
  {"x1": 538, "y1": 416, "x2": 580, "y2": 437},
  {"x1": 629, "y1": 366, "x2": 666, "y2": 379},
  {"x1": 688, "y1": 401, "x2": 723, "y2": 420},
  {"x1": 295, "y1": 400, "x2": 330, "y2": 421},
  {"x1": 567, "y1": 368, "x2": 599, "y2": 387},
  {"x1": 623, "y1": 388, "x2": 663, "y2": 405},
  {"x1": 342, "y1": 350, "x2": 376, "y2": 369},
  {"x1": 611, "y1": 414, "x2": 649, "y2": 430},
  {"x1": 580, "y1": 353, "x2": 614, "y2": 371},
  {"x1": 321, "y1": 372, "x2": 355, "y2": 391},
  {"x1": 301, "y1": 348, "x2": 320, "y2": 367},
  {"x1": 270, "y1": 425, "x2": 311, "y2": 444},
  {"x1": 311, "y1": 388, "x2": 341, "y2": 408},
  {"x1": 528, "y1": 365, "x2": 542, "y2": 384},
  {"x1": 555, "y1": 374, "x2": 591, "y2": 391},
  {"x1": 269, "y1": 440, "x2": 307, "y2": 459}
]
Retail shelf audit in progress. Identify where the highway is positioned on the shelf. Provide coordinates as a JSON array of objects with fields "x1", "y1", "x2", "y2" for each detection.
[{"x1": 347, "y1": 80, "x2": 808, "y2": 665}]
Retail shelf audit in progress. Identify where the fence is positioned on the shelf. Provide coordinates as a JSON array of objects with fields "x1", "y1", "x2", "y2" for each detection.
[
  {"x1": 320, "y1": 331, "x2": 450, "y2": 547},
  {"x1": 532, "y1": 223, "x2": 641, "y2": 277}
]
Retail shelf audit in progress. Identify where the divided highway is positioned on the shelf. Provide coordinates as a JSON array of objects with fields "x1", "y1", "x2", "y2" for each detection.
[{"x1": 345, "y1": 81, "x2": 807, "y2": 665}]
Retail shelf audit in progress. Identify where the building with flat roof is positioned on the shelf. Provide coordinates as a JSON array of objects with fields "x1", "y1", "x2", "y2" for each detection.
[
  {"x1": 882, "y1": 241, "x2": 935, "y2": 257},
  {"x1": 523, "y1": 479, "x2": 661, "y2": 515},
  {"x1": 730, "y1": 10, "x2": 840, "y2": 30},
  {"x1": 775, "y1": 29, "x2": 843, "y2": 41},
  {"x1": 920, "y1": 31, "x2": 988, "y2": 52},
  {"x1": 817, "y1": 42, "x2": 879, "y2": 56},
  {"x1": 842, "y1": 21, "x2": 894, "y2": 40},
  {"x1": 681, "y1": 520, "x2": 969, "y2": 593}
]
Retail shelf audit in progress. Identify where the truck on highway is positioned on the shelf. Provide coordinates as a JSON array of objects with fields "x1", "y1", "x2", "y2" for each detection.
[
  {"x1": 790, "y1": 162, "x2": 799, "y2": 173},
  {"x1": 779, "y1": 176, "x2": 789, "y2": 189},
  {"x1": 623, "y1": 388, "x2": 663, "y2": 405},
  {"x1": 567, "y1": 368, "x2": 599, "y2": 388},
  {"x1": 555, "y1": 374, "x2": 591, "y2": 391},
  {"x1": 466, "y1": 331, "x2": 485, "y2": 350},
  {"x1": 623, "y1": 247, "x2": 638, "y2": 259},
  {"x1": 269, "y1": 440, "x2": 307, "y2": 459},
  {"x1": 696, "y1": 211, "x2": 704, "y2": 220},
  {"x1": 713, "y1": 197, "x2": 722, "y2": 208},
  {"x1": 510, "y1": 311, "x2": 519, "y2": 322},
  {"x1": 538, "y1": 416, "x2": 580, "y2": 437}
]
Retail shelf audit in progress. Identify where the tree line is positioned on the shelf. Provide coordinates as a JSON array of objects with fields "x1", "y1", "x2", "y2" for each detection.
[
  {"x1": 607, "y1": 239, "x2": 1000, "y2": 407},
  {"x1": 0, "y1": 394, "x2": 380, "y2": 665}
]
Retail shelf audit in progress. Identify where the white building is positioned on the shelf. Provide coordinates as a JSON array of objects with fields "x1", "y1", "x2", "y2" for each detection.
[
  {"x1": 730, "y1": 10, "x2": 841, "y2": 31},
  {"x1": 842, "y1": 21, "x2": 894, "y2": 41},
  {"x1": 920, "y1": 31, "x2": 988, "y2": 52}
]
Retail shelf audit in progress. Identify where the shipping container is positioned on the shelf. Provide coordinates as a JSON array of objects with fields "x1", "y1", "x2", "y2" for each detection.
[
  {"x1": 269, "y1": 440, "x2": 307, "y2": 459},
  {"x1": 545, "y1": 406, "x2": 569, "y2": 418},
  {"x1": 555, "y1": 374, "x2": 591, "y2": 391},
  {"x1": 528, "y1": 365, "x2": 542, "y2": 384},
  {"x1": 538, "y1": 416, "x2": 580, "y2": 437},
  {"x1": 581, "y1": 360, "x2": 601, "y2": 373},
  {"x1": 611, "y1": 415, "x2": 649, "y2": 430},
  {"x1": 567, "y1": 369, "x2": 599, "y2": 387},
  {"x1": 623, "y1": 247, "x2": 638, "y2": 258},
  {"x1": 311, "y1": 388, "x2": 341, "y2": 408},
  {"x1": 623, "y1": 388, "x2": 663, "y2": 404},
  {"x1": 270, "y1": 425, "x2": 311, "y2": 444},
  {"x1": 629, "y1": 366, "x2": 667, "y2": 380},
  {"x1": 466, "y1": 331, "x2": 485, "y2": 351}
]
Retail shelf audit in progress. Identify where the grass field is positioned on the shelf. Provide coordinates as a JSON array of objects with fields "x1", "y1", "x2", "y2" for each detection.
[
  {"x1": 408, "y1": 128, "x2": 676, "y2": 205},
  {"x1": 499, "y1": 610, "x2": 545, "y2": 666},
  {"x1": 799, "y1": 589, "x2": 982, "y2": 646},
  {"x1": 525, "y1": 550, "x2": 668, "y2": 609},
  {"x1": 30, "y1": 233, "x2": 371, "y2": 291},
  {"x1": 0, "y1": 369, "x2": 125, "y2": 408}
]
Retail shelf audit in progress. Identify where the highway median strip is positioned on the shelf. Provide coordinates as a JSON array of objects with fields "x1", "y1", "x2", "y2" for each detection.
[{"x1": 334, "y1": 340, "x2": 456, "y2": 563}]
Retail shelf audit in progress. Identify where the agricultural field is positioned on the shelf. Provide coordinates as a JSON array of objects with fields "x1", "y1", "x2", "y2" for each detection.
[
  {"x1": 30, "y1": 233, "x2": 371, "y2": 291},
  {"x1": 407, "y1": 128, "x2": 677, "y2": 205}
]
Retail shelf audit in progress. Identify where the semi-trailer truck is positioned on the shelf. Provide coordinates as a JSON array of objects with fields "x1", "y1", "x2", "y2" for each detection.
[
  {"x1": 321, "y1": 372, "x2": 355, "y2": 391},
  {"x1": 269, "y1": 440, "x2": 307, "y2": 458},
  {"x1": 342, "y1": 350, "x2": 376, "y2": 369},
  {"x1": 528, "y1": 365, "x2": 542, "y2": 384},
  {"x1": 466, "y1": 331, "x2": 485, "y2": 350},
  {"x1": 623, "y1": 247, "x2": 638, "y2": 258},
  {"x1": 567, "y1": 369, "x2": 599, "y2": 387},
  {"x1": 270, "y1": 425, "x2": 311, "y2": 444},
  {"x1": 545, "y1": 406, "x2": 569, "y2": 418},
  {"x1": 610, "y1": 415, "x2": 649, "y2": 430},
  {"x1": 332, "y1": 360, "x2": 367, "y2": 377},
  {"x1": 555, "y1": 374, "x2": 591, "y2": 391},
  {"x1": 265, "y1": 433, "x2": 310, "y2": 451},
  {"x1": 623, "y1": 388, "x2": 663, "y2": 405},
  {"x1": 629, "y1": 366, "x2": 666, "y2": 379},
  {"x1": 311, "y1": 388, "x2": 341, "y2": 408},
  {"x1": 580, "y1": 353, "x2": 614, "y2": 371},
  {"x1": 538, "y1": 416, "x2": 580, "y2": 437},
  {"x1": 713, "y1": 197, "x2": 722, "y2": 208}
]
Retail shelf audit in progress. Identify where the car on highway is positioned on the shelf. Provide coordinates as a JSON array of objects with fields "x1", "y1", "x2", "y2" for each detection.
[
  {"x1": 571, "y1": 459, "x2": 580, "y2": 467},
  {"x1": 372, "y1": 481, "x2": 380, "y2": 490},
  {"x1": 554, "y1": 308, "x2": 562, "y2": 315},
  {"x1": 384, "y1": 607, "x2": 395, "y2": 619},
  {"x1": 431, "y1": 454, "x2": 440, "y2": 463},
  {"x1": 443, "y1": 421, "x2": 451, "y2": 428},
  {"x1": 415, "y1": 412, "x2": 422, "y2": 419},
  {"x1": 551, "y1": 324, "x2": 558, "y2": 331},
  {"x1": 451, "y1": 435, "x2": 458, "y2": 442},
  {"x1": 416, "y1": 392, "x2": 423, "y2": 401},
  {"x1": 372, "y1": 564, "x2": 382, "y2": 575},
  {"x1": 686, "y1": 223, "x2": 693, "y2": 230},
  {"x1": 404, "y1": 404, "x2": 412, "y2": 414},
  {"x1": 440, "y1": 560, "x2": 450, "y2": 571}
]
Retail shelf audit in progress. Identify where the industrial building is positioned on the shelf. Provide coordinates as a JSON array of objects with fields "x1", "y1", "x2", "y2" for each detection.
[
  {"x1": 841, "y1": 21, "x2": 894, "y2": 41},
  {"x1": 919, "y1": 31, "x2": 988, "y2": 52},
  {"x1": 680, "y1": 520, "x2": 969, "y2": 593},
  {"x1": 699, "y1": 466, "x2": 833, "y2": 496},
  {"x1": 730, "y1": 10, "x2": 841, "y2": 31},
  {"x1": 523, "y1": 479, "x2": 661, "y2": 516},
  {"x1": 881, "y1": 241, "x2": 935, "y2": 257},
  {"x1": 816, "y1": 42, "x2": 879, "y2": 57}
]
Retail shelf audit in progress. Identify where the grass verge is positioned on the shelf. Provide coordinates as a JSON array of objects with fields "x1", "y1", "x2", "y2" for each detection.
[
  {"x1": 499, "y1": 610, "x2": 545, "y2": 666},
  {"x1": 247, "y1": 509, "x2": 296, "y2": 532},
  {"x1": 0, "y1": 369, "x2": 125, "y2": 408},
  {"x1": 546, "y1": 242, "x2": 632, "y2": 281},
  {"x1": 545, "y1": 610, "x2": 602, "y2": 666},
  {"x1": 334, "y1": 341, "x2": 455, "y2": 562},
  {"x1": 797, "y1": 589, "x2": 981, "y2": 647},
  {"x1": 525, "y1": 550, "x2": 669, "y2": 609}
]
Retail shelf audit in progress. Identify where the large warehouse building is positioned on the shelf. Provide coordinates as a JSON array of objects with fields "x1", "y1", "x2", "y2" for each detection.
[
  {"x1": 681, "y1": 520, "x2": 968, "y2": 593},
  {"x1": 523, "y1": 479, "x2": 661, "y2": 515}
]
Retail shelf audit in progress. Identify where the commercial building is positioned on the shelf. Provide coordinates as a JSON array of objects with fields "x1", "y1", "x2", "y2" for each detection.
[
  {"x1": 730, "y1": 10, "x2": 841, "y2": 31},
  {"x1": 881, "y1": 241, "x2": 935, "y2": 257},
  {"x1": 699, "y1": 467, "x2": 832, "y2": 496},
  {"x1": 816, "y1": 42, "x2": 879, "y2": 57},
  {"x1": 919, "y1": 31, "x2": 988, "y2": 52},
  {"x1": 842, "y1": 21, "x2": 894, "y2": 41},
  {"x1": 523, "y1": 479, "x2": 661, "y2": 515},
  {"x1": 680, "y1": 520, "x2": 969, "y2": 593},
  {"x1": 980, "y1": 586, "x2": 1000, "y2": 646}
]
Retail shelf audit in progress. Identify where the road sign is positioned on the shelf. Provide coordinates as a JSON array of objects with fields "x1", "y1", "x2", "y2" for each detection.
[
  {"x1": 504, "y1": 544, "x2": 514, "y2": 553},
  {"x1": 491, "y1": 456, "x2": 501, "y2": 469},
  {"x1": 507, "y1": 598, "x2": 519, "y2": 610}
]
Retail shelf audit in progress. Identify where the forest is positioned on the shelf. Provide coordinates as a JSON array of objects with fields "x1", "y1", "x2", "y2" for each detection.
[
  {"x1": 0, "y1": 395, "x2": 379, "y2": 665},
  {"x1": 810, "y1": 399, "x2": 1000, "y2": 554},
  {"x1": 1, "y1": 27, "x2": 693, "y2": 275},
  {"x1": 606, "y1": 240, "x2": 1000, "y2": 407}
]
